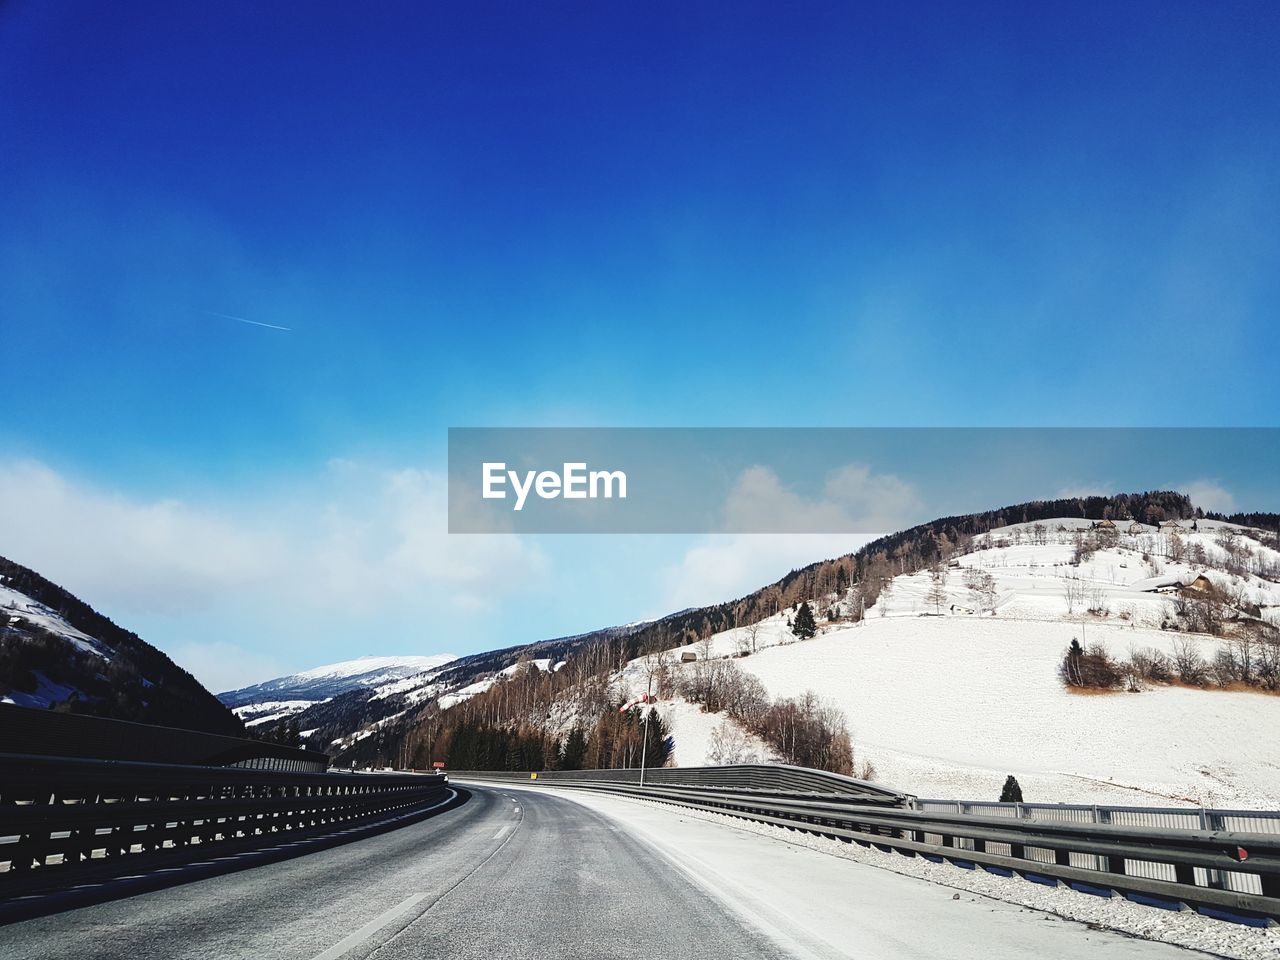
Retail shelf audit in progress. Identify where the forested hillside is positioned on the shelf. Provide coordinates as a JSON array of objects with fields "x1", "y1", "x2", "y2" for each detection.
[{"x1": 0, "y1": 555, "x2": 244, "y2": 736}]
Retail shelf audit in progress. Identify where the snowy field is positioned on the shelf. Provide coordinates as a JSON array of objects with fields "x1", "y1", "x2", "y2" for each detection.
[{"x1": 617, "y1": 520, "x2": 1280, "y2": 808}]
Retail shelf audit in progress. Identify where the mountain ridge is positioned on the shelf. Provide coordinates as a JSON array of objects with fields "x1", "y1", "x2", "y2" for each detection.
[{"x1": 0, "y1": 555, "x2": 244, "y2": 736}]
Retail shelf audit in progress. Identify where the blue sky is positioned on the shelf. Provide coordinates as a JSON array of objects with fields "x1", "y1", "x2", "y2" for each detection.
[{"x1": 2, "y1": 3, "x2": 1278, "y2": 689}]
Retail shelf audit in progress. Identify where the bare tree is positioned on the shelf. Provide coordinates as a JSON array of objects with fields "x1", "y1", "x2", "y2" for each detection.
[
  {"x1": 1063, "y1": 577, "x2": 1086, "y2": 615},
  {"x1": 707, "y1": 720, "x2": 757, "y2": 765},
  {"x1": 979, "y1": 573, "x2": 999, "y2": 615},
  {"x1": 1086, "y1": 584, "x2": 1111, "y2": 617},
  {"x1": 698, "y1": 633, "x2": 715, "y2": 662},
  {"x1": 744, "y1": 620, "x2": 762, "y2": 654},
  {"x1": 877, "y1": 576, "x2": 894, "y2": 616},
  {"x1": 1171, "y1": 637, "x2": 1208, "y2": 686},
  {"x1": 926, "y1": 563, "x2": 947, "y2": 615},
  {"x1": 965, "y1": 567, "x2": 998, "y2": 615},
  {"x1": 641, "y1": 648, "x2": 673, "y2": 697},
  {"x1": 1230, "y1": 632, "x2": 1257, "y2": 685}
]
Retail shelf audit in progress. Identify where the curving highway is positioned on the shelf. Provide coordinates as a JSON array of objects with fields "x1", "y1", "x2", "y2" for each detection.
[{"x1": 0, "y1": 784, "x2": 1215, "y2": 960}]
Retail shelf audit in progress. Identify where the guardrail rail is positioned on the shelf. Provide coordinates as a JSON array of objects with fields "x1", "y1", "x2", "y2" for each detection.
[
  {"x1": 453, "y1": 766, "x2": 1280, "y2": 926},
  {"x1": 0, "y1": 753, "x2": 453, "y2": 905},
  {"x1": 453, "y1": 762, "x2": 908, "y2": 803}
]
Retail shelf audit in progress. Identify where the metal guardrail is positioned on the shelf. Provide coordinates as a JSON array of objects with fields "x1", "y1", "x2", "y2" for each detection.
[
  {"x1": 0, "y1": 703, "x2": 329, "y2": 771},
  {"x1": 0, "y1": 753, "x2": 451, "y2": 901},
  {"x1": 454, "y1": 768, "x2": 1280, "y2": 925},
  {"x1": 915, "y1": 798, "x2": 1280, "y2": 899},
  {"x1": 449, "y1": 763, "x2": 910, "y2": 805}
]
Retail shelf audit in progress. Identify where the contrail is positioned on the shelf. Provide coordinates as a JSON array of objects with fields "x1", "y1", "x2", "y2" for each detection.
[{"x1": 202, "y1": 310, "x2": 292, "y2": 332}]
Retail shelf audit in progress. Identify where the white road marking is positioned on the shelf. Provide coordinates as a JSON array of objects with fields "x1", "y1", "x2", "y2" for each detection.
[
  {"x1": 308, "y1": 893, "x2": 427, "y2": 960},
  {"x1": 493, "y1": 825, "x2": 512, "y2": 840}
]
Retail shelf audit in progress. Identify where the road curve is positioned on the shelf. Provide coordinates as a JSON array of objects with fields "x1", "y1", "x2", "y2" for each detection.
[
  {"x1": 0, "y1": 782, "x2": 1222, "y2": 960},
  {"x1": 0, "y1": 785, "x2": 783, "y2": 960}
]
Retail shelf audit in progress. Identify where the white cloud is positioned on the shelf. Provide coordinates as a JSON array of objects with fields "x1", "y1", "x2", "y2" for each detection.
[
  {"x1": 660, "y1": 462, "x2": 917, "y2": 611},
  {"x1": 0, "y1": 460, "x2": 283, "y2": 615},
  {"x1": 167, "y1": 640, "x2": 290, "y2": 694},
  {"x1": 1179, "y1": 479, "x2": 1237, "y2": 514},
  {"x1": 0, "y1": 458, "x2": 548, "y2": 687},
  {"x1": 660, "y1": 533, "x2": 877, "y2": 613},
  {"x1": 722, "y1": 463, "x2": 922, "y2": 533},
  {"x1": 308, "y1": 466, "x2": 547, "y2": 610},
  {"x1": 1053, "y1": 482, "x2": 1115, "y2": 499}
]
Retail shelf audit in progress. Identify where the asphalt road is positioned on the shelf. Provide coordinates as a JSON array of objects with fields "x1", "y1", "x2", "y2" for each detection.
[{"x1": 0, "y1": 785, "x2": 786, "y2": 960}]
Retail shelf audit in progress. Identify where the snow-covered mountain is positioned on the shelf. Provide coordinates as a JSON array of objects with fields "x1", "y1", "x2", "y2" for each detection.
[
  {"x1": 219, "y1": 493, "x2": 1280, "y2": 807},
  {"x1": 612, "y1": 517, "x2": 1280, "y2": 808},
  {"x1": 237, "y1": 619, "x2": 663, "y2": 753},
  {"x1": 0, "y1": 555, "x2": 243, "y2": 735},
  {"x1": 219, "y1": 654, "x2": 458, "y2": 725}
]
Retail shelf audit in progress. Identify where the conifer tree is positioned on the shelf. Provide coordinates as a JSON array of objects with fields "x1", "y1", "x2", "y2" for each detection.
[
  {"x1": 642, "y1": 708, "x2": 671, "y2": 768},
  {"x1": 560, "y1": 726, "x2": 587, "y2": 770},
  {"x1": 792, "y1": 601, "x2": 817, "y2": 640},
  {"x1": 1000, "y1": 775, "x2": 1023, "y2": 803}
]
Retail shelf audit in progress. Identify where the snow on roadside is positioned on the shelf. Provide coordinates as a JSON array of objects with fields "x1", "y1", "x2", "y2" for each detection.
[{"x1": 549, "y1": 787, "x2": 1280, "y2": 959}]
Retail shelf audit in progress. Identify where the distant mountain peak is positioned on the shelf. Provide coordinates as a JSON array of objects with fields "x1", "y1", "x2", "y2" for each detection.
[{"x1": 217, "y1": 653, "x2": 457, "y2": 712}]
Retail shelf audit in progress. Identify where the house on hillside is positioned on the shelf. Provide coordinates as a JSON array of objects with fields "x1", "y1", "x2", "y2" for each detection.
[
  {"x1": 680, "y1": 651, "x2": 697, "y2": 663},
  {"x1": 1161, "y1": 519, "x2": 1184, "y2": 531},
  {"x1": 1127, "y1": 521, "x2": 1146, "y2": 535},
  {"x1": 1092, "y1": 518, "x2": 1117, "y2": 530},
  {"x1": 1134, "y1": 572, "x2": 1214, "y2": 594}
]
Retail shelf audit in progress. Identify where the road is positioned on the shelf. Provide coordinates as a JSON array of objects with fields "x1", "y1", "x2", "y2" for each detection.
[{"x1": 0, "y1": 783, "x2": 1216, "y2": 960}]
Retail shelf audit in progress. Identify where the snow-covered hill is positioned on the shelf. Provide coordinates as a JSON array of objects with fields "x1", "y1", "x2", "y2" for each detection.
[
  {"x1": 0, "y1": 557, "x2": 244, "y2": 735},
  {"x1": 613, "y1": 518, "x2": 1280, "y2": 808},
  {"x1": 220, "y1": 654, "x2": 457, "y2": 726},
  {"x1": 1, "y1": 578, "x2": 116, "y2": 709}
]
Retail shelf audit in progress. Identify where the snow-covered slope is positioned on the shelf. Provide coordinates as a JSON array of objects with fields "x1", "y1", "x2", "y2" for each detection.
[
  {"x1": 614, "y1": 518, "x2": 1280, "y2": 808},
  {"x1": 219, "y1": 653, "x2": 457, "y2": 724},
  {"x1": 2, "y1": 578, "x2": 115, "y2": 711},
  {"x1": 1, "y1": 559, "x2": 244, "y2": 734},
  {"x1": 435, "y1": 658, "x2": 563, "y2": 710},
  {"x1": 1, "y1": 581, "x2": 115, "y2": 667}
]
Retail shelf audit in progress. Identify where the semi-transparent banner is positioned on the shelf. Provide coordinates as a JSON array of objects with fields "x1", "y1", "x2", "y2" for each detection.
[{"x1": 447, "y1": 428, "x2": 1280, "y2": 534}]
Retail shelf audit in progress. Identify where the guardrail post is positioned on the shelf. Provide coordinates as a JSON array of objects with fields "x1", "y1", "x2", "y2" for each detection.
[
  {"x1": 1262, "y1": 872, "x2": 1280, "y2": 900},
  {"x1": 1205, "y1": 811, "x2": 1226, "y2": 890},
  {"x1": 1010, "y1": 804, "x2": 1026, "y2": 860},
  {"x1": 1098, "y1": 808, "x2": 1125, "y2": 875}
]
